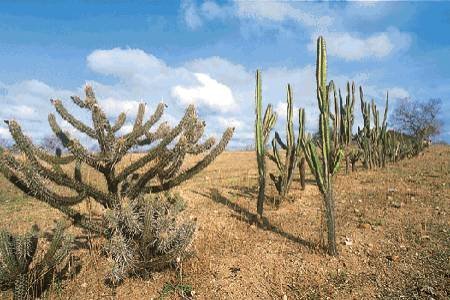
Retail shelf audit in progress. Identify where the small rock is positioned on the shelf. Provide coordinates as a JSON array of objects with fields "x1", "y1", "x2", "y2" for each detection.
[
  {"x1": 81, "y1": 282, "x2": 87, "y2": 288},
  {"x1": 399, "y1": 244, "x2": 407, "y2": 250},
  {"x1": 387, "y1": 195, "x2": 393, "y2": 201},
  {"x1": 386, "y1": 255, "x2": 399, "y2": 262},
  {"x1": 387, "y1": 187, "x2": 397, "y2": 193},
  {"x1": 420, "y1": 285, "x2": 436, "y2": 296},
  {"x1": 282, "y1": 295, "x2": 288, "y2": 300},
  {"x1": 342, "y1": 237, "x2": 353, "y2": 246},
  {"x1": 359, "y1": 223, "x2": 371, "y2": 230},
  {"x1": 420, "y1": 235, "x2": 430, "y2": 240},
  {"x1": 391, "y1": 201, "x2": 402, "y2": 208}
]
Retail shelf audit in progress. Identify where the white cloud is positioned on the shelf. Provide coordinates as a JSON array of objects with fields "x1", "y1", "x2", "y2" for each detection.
[
  {"x1": 0, "y1": 127, "x2": 10, "y2": 139},
  {"x1": 180, "y1": 0, "x2": 203, "y2": 29},
  {"x1": 87, "y1": 48, "x2": 170, "y2": 79},
  {"x1": 201, "y1": 1, "x2": 229, "y2": 20},
  {"x1": 172, "y1": 73, "x2": 236, "y2": 113},
  {"x1": 179, "y1": 1, "x2": 332, "y2": 31},
  {"x1": 217, "y1": 116, "x2": 243, "y2": 129},
  {"x1": 235, "y1": 1, "x2": 333, "y2": 29},
  {"x1": 309, "y1": 27, "x2": 411, "y2": 61},
  {"x1": 99, "y1": 97, "x2": 142, "y2": 116},
  {"x1": 388, "y1": 87, "x2": 409, "y2": 100}
]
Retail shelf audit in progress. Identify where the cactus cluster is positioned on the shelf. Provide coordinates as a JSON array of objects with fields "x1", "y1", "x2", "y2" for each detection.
[
  {"x1": 103, "y1": 192, "x2": 195, "y2": 286},
  {"x1": 0, "y1": 223, "x2": 73, "y2": 300},
  {"x1": 356, "y1": 88, "x2": 389, "y2": 169}
]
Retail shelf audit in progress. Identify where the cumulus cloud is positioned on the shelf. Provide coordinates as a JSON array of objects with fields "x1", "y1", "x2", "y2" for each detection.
[
  {"x1": 172, "y1": 73, "x2": 236, "y2": 112},
  {"x1": 309, "y1": 27, "x2": 411, "y2": 61},
  {"x1": 216, "y1": 116, "x2": 243, "y2": 129}
]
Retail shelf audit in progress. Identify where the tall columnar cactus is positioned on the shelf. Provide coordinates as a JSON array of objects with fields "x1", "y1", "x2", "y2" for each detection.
[
  {"x1": 0, "y1": 222, "x2": 73, "y2": 300},
  {"x1": 356, "y1": 88, "x2": 389, "y2": 169},
  {"x1": 0, "y1": 86, "x2": 234, "y2": 234},
  {"x1": 268, "y1": 84, "x2": 301, "y2": 200},
  {"x1": 339, "y1": 82, "x2": 356, "y2": 146},
  {"x1": 255, "y1": 70, "x2": 277, "y2": 217},
  {"x1": 339, "y1": 82, "x2": 356, "y2": 173},
  {"x1": 357, "y1": 87, "x2": 373, "y2": 169},
  {"x1": 298, "y1": 36, "x2": 343, "y2": 256}
]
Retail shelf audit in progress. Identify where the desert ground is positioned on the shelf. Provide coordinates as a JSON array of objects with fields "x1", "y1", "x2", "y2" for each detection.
[{"x1": 0, "y1": 145, "x2": 449, "y2": 299}]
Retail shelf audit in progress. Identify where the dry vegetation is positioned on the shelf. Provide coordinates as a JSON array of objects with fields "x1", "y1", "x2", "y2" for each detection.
[{"x1": 0, "y1": 144, "x2": 448, "y2": 299}]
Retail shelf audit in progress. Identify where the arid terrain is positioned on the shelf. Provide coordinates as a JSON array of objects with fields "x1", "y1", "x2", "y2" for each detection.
[{"x1": 0, "y1": 145, "x2": 449, "y2": 299}]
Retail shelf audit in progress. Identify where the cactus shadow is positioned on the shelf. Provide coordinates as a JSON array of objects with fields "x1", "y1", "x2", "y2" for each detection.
[
  {"x1": 43, "y1": 218, "x2": 103, "y2": 251},
  {"x1": 226, "y1": 184, "x2": 258, "y2": 199},
  {"x1": 197, "y1": 188, "x2": 321, "y2": 252}
]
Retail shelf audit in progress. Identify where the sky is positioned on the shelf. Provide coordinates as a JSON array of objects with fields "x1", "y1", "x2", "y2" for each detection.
[{"x1": 0, "y1": 0, "x2": 449, "y2": 149}]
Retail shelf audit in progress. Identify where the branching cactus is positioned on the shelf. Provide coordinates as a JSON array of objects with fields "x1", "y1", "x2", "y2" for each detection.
[
  {"x1": 268, "y1": 84, "x2": 302, "y2": 200},
  {"x1": 255, "y1": 70, "x2": 277, "y2": 217},
  {"x1": 0, "y1": 222, "x2": 73, "y2": 300},
  {"x1": 0, "y1": 86, "x2": 234, "y2": 233},
  {"x1": 298, "y1": 36, "x2": 343, "y2": 256}
]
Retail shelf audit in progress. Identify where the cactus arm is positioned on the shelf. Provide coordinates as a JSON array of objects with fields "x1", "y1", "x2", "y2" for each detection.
[
  {"x1": 274, "y1": 132, "x2": 287, "y2": 150},
  {"x1": 145, "y1": 127, "x2": 234, "y2": 193},
  {"x1": 48, "y1": 114, "x2": 107, "y2": 171},
  {"x1": 271, "y1": 138, "x2": 284, "y2": 171},
  {"x1": 116, "y1": 102, "x2": 167, "y2": 159},
  {"x1": 3, "y1": 120, "x2": 111, "y2": 206},
  {"x1": 113, "y1": 113, "x2": 189, "y2": 185},
  {"x1": 111, "y1": 112, "x2": 127, "y2": 133},
  {"x1": 51, "y1": 99, "x2": 97, "y2": 138}
]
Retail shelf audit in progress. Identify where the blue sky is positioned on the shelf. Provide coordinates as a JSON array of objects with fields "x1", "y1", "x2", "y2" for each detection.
[{"x1": 0, "y1": 0, "x2": 449, "y2": 148}]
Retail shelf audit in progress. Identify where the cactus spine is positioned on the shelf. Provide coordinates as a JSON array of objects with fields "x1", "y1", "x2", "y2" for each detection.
[
  {"x1": 299, "y1": 36, "x2": 343, "y2": 256},
  {"x1": 255, "y1": 70, "x2": 277, "y2": 216},
  {"x1": 268, "y1": 84, "x2": 301, "y2": 200}
]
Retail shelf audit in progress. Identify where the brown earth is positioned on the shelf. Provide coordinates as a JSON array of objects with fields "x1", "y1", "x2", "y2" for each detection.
[{"x1": 0, "y1": 145, "x2": 449, "y2": 299}]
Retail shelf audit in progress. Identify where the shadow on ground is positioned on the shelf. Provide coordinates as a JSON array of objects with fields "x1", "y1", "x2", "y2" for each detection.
[{"x1": 193, "y1": 188, "x2": 322, "y2": 253}]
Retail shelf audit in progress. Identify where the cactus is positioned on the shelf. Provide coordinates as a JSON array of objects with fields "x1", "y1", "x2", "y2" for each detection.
[
  {"x1": 339, "y1": 82, "x2": 356, "y2": 173},
  {"x1": 298, "y1": 36, "x2": 343, "y2": 256},
  {"x1": 255, "y1": 70, "x2": 277, "y2": 217},
  {"x1": 0, "y1": 86, "x2": 234, "y2": 234},
  {"x1": 0, "y1": 222, "x2": 73, "y2": 300},
  {"x1": 298, "y1": 157, "x2": 306, "y2": 190},
  {"x1": 356, "y1": 88, "x2": 389, "y2": 169},
  {"x1": 103, "y1": 192, "x2": 195, "y2": 286},
  {"x1": 268, "y1": 84, "x2": 301, "y2": 200}
]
